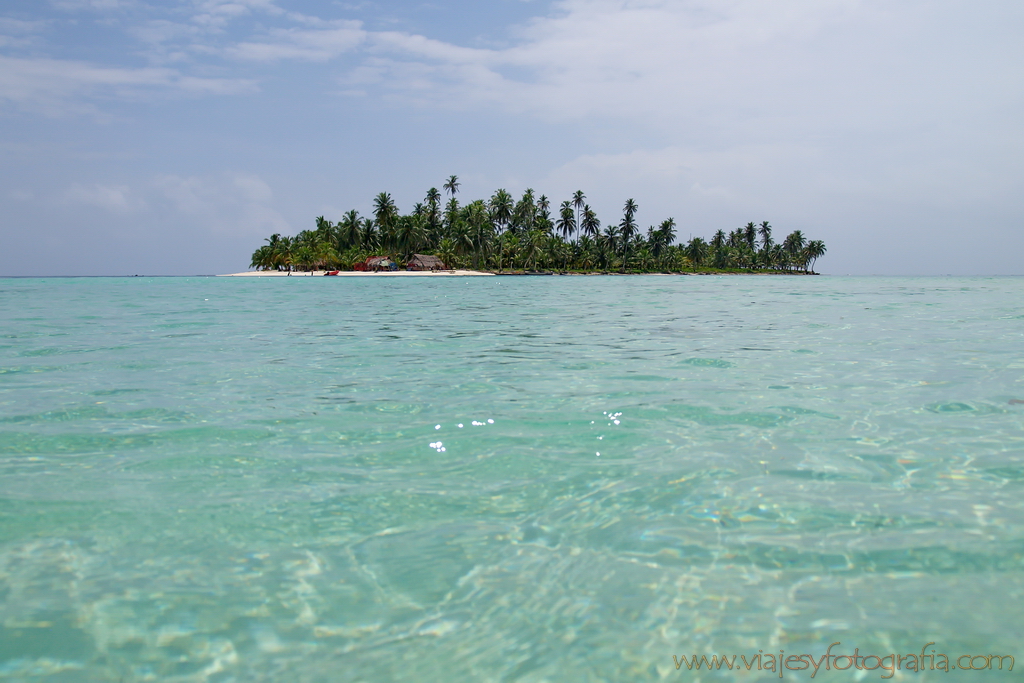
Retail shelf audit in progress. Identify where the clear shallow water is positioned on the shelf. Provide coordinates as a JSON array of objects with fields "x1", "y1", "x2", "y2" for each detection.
[{"x1": 1, "y1": 275, "x2": 1022, "y2": 682}]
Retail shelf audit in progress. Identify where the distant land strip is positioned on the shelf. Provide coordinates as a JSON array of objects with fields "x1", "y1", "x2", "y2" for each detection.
[{"x1": 248, "y1": 176, "x2": 826, "y2": 276}]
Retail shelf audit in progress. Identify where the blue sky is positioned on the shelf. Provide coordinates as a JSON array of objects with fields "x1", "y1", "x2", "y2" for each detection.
[{"x1": 1, "y1": 0, "x2": 1021, "y2": 275}]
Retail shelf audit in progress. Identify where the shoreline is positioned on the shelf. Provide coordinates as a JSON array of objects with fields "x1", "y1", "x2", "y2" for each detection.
[
  {"x1": 220, "y1": 269, "x2": 819, "y2": 277},
  {"x1": 219, "y1": 269, "x2": 495, "y2": 277}
]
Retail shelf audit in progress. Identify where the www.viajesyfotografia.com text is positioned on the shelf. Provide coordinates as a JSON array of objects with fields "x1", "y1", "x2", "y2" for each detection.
[{"x1": 672, "y1": 642, "x2": 1013, "y2": 678}]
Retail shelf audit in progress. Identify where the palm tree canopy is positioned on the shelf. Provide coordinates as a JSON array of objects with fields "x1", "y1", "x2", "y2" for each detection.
[
  {"x1": 783, "y1": 230, "x2": 806, "y2": 254},
  {"x1": 338, "y1": 210, "x2": 361, "y2": 249},
  {"x1": 758, "y1": 221, "x2": 773, "y2": 250},
  {"x1": 571, "y1": 190, "x2": 586, "y2": 230},
  {"x1": 556, "y1": 201, "x2": 576, "y2": 241},
  {"x1": 513, "y1": 189, "x2": 537, "y2": 233},
  {"x1": 489, "y1": 189, "x2": 513, "y2": 230},
  {"x1": 711, "y1": 229, "x2": 726, "y2": 249},
  {"x1": 373, "y1": 192, "x2": 397, "y2": 222},
  {"x1": 443, "y1": 175, "x2": 460, "y2": 198},
  {"x1": 623, "y1": 198, "x2": 638, "y2": 222},
  {"x1": 250, "y1": 177, "x2": 826, "y2": 274},
  {"x1": 581, "y1": 205, "x2": 600, "y2": 238},
  {"x1": 743, "y1": 222, "x2": 757, "y2": 250}
]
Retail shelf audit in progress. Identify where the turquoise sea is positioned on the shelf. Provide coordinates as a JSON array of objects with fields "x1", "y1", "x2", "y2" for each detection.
[{"x1": 1, "y1": 275, "x2": 1022, "y2": 682}]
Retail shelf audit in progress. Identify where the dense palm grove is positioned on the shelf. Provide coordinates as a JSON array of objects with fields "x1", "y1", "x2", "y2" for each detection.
[{"x1": 250, "y1": 176, "x2": 826, "y2": 274}]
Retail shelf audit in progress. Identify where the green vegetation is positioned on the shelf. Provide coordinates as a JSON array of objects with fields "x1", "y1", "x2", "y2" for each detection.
[{"x1": 249, "y1": 177, "x2": 826, "y2": 274}]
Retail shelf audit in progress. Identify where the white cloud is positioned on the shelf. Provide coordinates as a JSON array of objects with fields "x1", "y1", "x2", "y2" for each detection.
[
  {"x1": 0, "y1": 55, "x2": 257, "y2": 115},
  {"x1": 51, "y1": 0, "x2": 133, "y2": 10},
  {"x1": 232, "y1": 175, "x2": 272, "y2": 203},
  {"x1": 302, "y1": 0, "x2": 1020, "y2": 153},
  {"x1": 318, "y1": 0, "x2": 1022, "y2": 225},
  {"x1": 129, "y1": 19, "x2": 204, "y2": 53},
  {"x1": 0, "y1": 18, "x2": 47, "y2": 34},
  {"x1": 64, "y1": 183, "x2": 143, "y2": 212},
  {"x1": 541, "y1": 145, "x2": 778, "y2": 223},
  {"x1": 56, "y1": 173, "x2": 289, "y2": 237},
  {"x1": 334, "y1": 0, "x2": 869, "y2": 126},
  {"x1": 225, "y1": 22, "x2": 365, "y2": 62},
  {"x1": 195, "y1": 0, "x2": 281, "y2": 13},
  {"x1": 191, "y1": 0, "x2": 285, "y2": 29},
  {"x1": 153, "y1": 173, "x2": 290, "y2": 237},
  {"x1": 0, "y1": 17, "x2": 47, "y2": 49},
  {"x1": 17, "y1": 0, "x2": 1021, "y2": 137},
  {"x1": 153, "y1": 175, "x2": 208, "y2": 214}
]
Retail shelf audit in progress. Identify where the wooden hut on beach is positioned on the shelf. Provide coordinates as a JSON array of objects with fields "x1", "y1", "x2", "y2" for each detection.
[
  {"x1": 363, "y1": 256, "x2": 398, "y2": 272},
  {"x1": 406, "y1": 254, "x2": 448, "y2": 271}
]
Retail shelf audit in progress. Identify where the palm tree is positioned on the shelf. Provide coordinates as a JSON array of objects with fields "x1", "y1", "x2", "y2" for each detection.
[
  {"x1": 395, "y1": 215, "x2": 426, "y2": 259},
  {"x1": 255, "y1": 233, "x2": 285, "y2": 270},
  {"x1": 743, "y1": 222, "x2": 757, "y2": 252},
  {"x1": 634, "y1": 245, "x2": 654, "y2": 271},
  {"x1": 450, "y1": 219, "x2": 474, "y2": 264},
  {"x1": 373, "y1": 193, "x2": 398, "y2": 233},
  {"x1": 463, "y1": 200, "x2": 493, "y2": 269},
  {"x1": 623, "y1": 198, "x2": 638, "y2": 221},
  {"x1": 502, "y1": 233, "x2": 520, "y2": 269},
  {"x1": 648, "y1": 217, "x2": 675, "y2": 259},
  {"x1": 758, "y1": 221, "x2": 773, "y2": 251},
  {"x1": 425, "y1": 188, "x2": 442, "y2": 244},
  {"x1": 728, "y1": 228, "x2": 744, "y2": 250},
  {"x1": 712, "y1": 244, "x2": 731, "y2": 269},
  {"x1": 619, "y1": 198, "x2": 638, "y2": 271},
  {"x1": 426, "y1": 187, "x2": 441, "y2": 208},
  {"x1": 514, "y1": 188, "x2": 537, "y2": 234},
  {"x1": 535, "y1": 195, "x2": 553, "y2": 233},
  {"x1": 444, "y1": 197, "x2": 459, "y2": 232},
  {"x1": 250, "y1": 245, "x2": 271, "y2": 270},
  {"x1": 443, "y1": 175, "x2": 460, "y2": 199},
  {"x1": 571, "y1": 190, "x2": 586, "y2": 241},
  {"x1": 684, "y1": 239, "x2": 708, "y2": 270},
  {"x1": 580, "y1": 205, "x2": 600, "y2": 240},
  {"x1": 664, "y1": 244, "x2": 687, "y2": 271},
  {"x1": 551, "y1": 238, "x2": 572, "y2": 272},
  {"x1": 274, "y1": 235, "x2": 293, "y2": 271},
  {"x1": 314, "y1": 240, "x2": 337, "y2": 271},
  {"x1": 597, "y1": 228, "x2": 617, "y2": 270},
  {"x1": 711, "y1": 229, "x2": 726, "y2": 251},
  {"x1": 490, "y1": 189, "x2": 513, "y2": 233},
  {"x1": 315, "y1": 216, "x2": 333, "y2": 243},
  {"x1": 573, "y1": 235, "x2": 591, "y2": 270},
  {"x1": 804, "y1": 240, "x2": 827, "y2": 273},
  {"x1": 373, "y1": 193, "x2": 399, "y2": 253},
  {"x1": 556, "y1": 201, "x2": 576, "y2": 242},
  {"x1": 338, "y1": 210, "x2": 361, "y2": 250},
  {"x1": 360, "y1": 218, "x2": 377, "y2": 251},
  {"x1": 523, "y1": 229, "x2": 544, "y2": 270},
  {"x1": 436, "y1": 237, "x2": 458, "y2": 270},
  {"x1": 294, "y1": 244, "x2": 315, "y2": 273},
  {"x1": 783, "y1": 230, "x2": 806, "y2": 271},
  {"x1": 537, "y1": 194, "x2": 550, "y2": 216},
  {"x1": 490, "y1": 189, "x2": 513, "y2": 272}
]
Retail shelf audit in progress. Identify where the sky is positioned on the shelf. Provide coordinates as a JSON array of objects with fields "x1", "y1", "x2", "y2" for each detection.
[{"x1": 1, "y1": 0, "x2": 1022, "y2": 276}]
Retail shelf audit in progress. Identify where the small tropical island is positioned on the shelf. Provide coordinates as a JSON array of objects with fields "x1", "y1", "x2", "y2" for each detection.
[{"x1": 246, "y1": 176, "x2": 826, "y2": 275}]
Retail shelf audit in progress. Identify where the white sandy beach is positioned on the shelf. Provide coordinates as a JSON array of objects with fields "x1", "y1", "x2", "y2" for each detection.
[{"x1": 219, "y1": 269, "x2": 494, "y2": 277}]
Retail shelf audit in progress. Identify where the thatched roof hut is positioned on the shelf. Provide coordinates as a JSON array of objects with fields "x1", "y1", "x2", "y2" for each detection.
[
  {"x1": 407, "y1": 254, "x2": 448, "y2": 271},
  {"x1": 366, "y1": 256, "x2": 398, "y2": 271}
]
